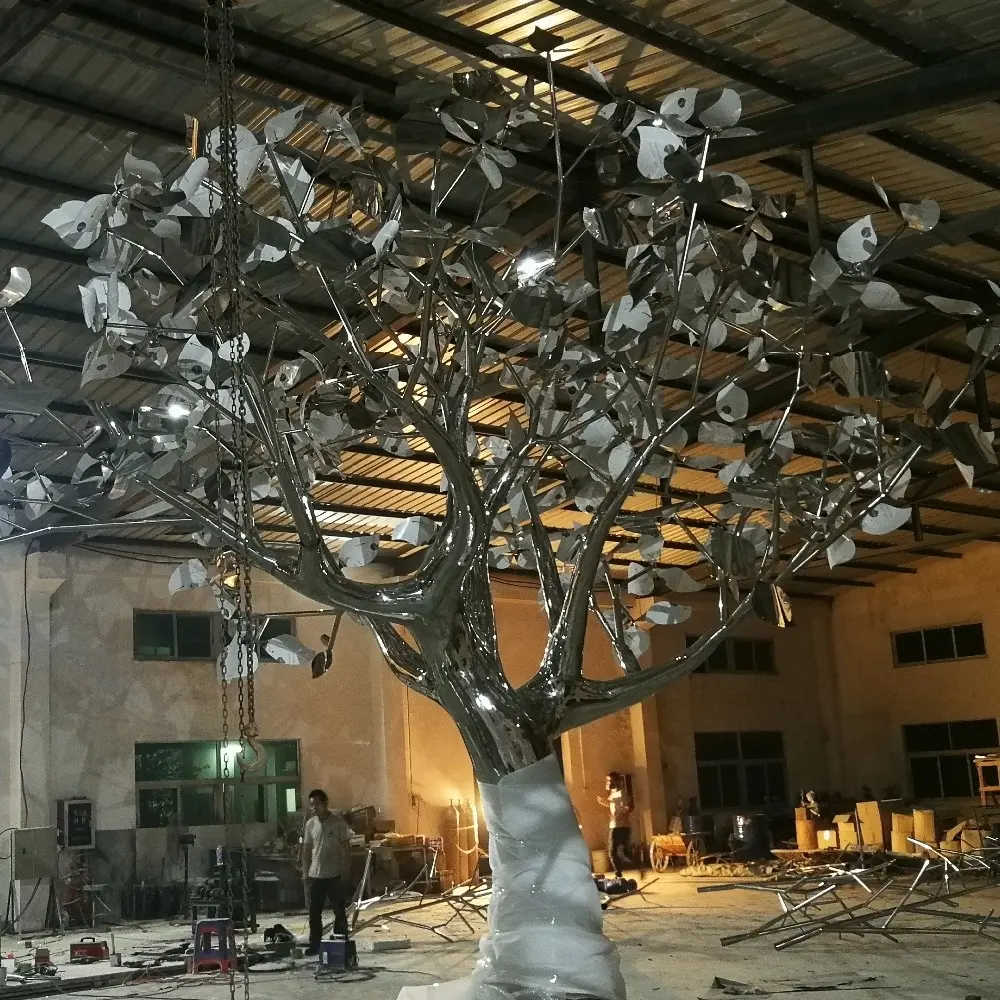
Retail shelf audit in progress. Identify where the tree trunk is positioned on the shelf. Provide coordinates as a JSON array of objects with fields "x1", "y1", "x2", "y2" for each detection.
[{"x1": 398, "y1": 756, "x2": 626, "y2": 1000}]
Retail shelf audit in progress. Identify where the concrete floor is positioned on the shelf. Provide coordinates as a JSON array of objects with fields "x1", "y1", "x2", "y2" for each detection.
[{"x1": 10, "y1": 874, "x2": 1000, "y2": 1000}]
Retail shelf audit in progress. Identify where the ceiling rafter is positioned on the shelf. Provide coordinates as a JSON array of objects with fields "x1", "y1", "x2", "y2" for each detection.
[
  {"x1": 550, "y1": 0, "x2": 1000, "y2": 197},
  {"x1": 710, "y1": 50, "x2": 1000, "y2": 164}
]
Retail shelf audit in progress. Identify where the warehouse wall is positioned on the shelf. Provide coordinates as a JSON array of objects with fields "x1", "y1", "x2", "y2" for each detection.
[
  {"x1": 653, "y1": 593, "x2": 837, "y2": 817},
  {"x1": 829, "y1": 541, "x2": 1000, "y2": 804}
]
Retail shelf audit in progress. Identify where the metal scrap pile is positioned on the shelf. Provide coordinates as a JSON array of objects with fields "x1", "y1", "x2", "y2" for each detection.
[{"x1": 700, "y1": 841, "x2": 1000, "y2": 949}]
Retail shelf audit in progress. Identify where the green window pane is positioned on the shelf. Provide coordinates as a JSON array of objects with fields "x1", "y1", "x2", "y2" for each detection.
[
  {"x1": 181, "y1": 786, "x2": 219, "y2": 826},
  {"x1": 134, "y1": 612, "x2": 176, "y2": 659},
  {"x1": 135, "y1": 743, "x2": 185, "y2": 781},
  {"x1": 266, "y1": 741, "x2": 299, "y2": 778},
  {"x1": 227, "y1": 784, "x2": 267, "y2": 824},
  {"x1": 176, "y1": 614, "x2": 213, "y2": 659},
  {"x1": 138, "y1": 787, "x2": 177, "y2": 828},
  {"x1": 182, "y1": 742, "x2": 221, "y2": 780},
  {"x1": 275, "y1": 784, "x2": 301, "y2": 819}
]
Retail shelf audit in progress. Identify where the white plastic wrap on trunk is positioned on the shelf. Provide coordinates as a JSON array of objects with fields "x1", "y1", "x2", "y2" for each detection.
[{"x1": 398, "y1": 755, "x2": 625, "y2": 1000}]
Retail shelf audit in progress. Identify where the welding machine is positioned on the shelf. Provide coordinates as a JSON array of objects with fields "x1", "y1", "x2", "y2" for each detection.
[
  {"x1": 69, "y1": 937, "x2": 110, "y2": 963},
  {"x1": 317, "y1": 936, "x2": 357, "y2": 973}
]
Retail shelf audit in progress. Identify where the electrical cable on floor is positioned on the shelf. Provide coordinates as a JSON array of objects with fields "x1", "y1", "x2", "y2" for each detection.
[{"x1": 20, "y1": 541, "x2": 32, "y2": 822}]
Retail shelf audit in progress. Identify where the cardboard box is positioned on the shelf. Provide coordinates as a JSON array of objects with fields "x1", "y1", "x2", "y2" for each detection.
[
  {"x1": 891, "y1": 813, "x2": 915, "y2": 836},
  {"x1": 834, "y1": 813, "x2": 858, "y2": 849},
  {"x1": 913, "y1": 808, "x2": 936, "y2": 847},
  {"x1": 817, "y1": 829, "x2": 838, "y2": 850},
  {"x1": 890, "y1": 831, "x2": 912, "y2": 854},
  {"x1": 856, "y1": 800, "x2": 898, "y2": 849}
]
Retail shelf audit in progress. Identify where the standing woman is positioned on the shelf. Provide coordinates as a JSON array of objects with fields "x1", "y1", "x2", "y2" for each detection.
[{"x1": 598, "y1": 771, "x2": 633, "y2": 879}]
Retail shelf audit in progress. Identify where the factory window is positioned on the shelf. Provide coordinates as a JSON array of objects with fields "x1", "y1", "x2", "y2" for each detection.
[
  {"x1": 134, "y1": 611, "x2": 214, "y2": 660},
  {"x1": 694, "y1": 731, "x2": 787, "y2": 810},
  {"x1": 892, "y1": 623, "x2": 985, "y2": 666},
  {"x1": 134, "y1": 612, "x2": 295, "y2": 662},
  {"x1": 686, "y1": 636, "x2": 776, "y2": 674},
  {"x1": 135, "y1": 740, "x2": 300, "y2": 828},
  {"x1": 903, "y1": 719, "x2": 999, "y2": 799}
]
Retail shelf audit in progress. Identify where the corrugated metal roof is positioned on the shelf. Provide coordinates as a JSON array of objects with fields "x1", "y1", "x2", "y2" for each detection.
[{"x1": 0, "y1": 0, "x2": 999, "y2": 590}]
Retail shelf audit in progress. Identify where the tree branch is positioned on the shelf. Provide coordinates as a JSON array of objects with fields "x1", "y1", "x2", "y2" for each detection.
[
  {"x1": 556, "y1": 594, "x2": 755, "y2": 733},
  {"x1": 366, "y1": 618, "x2": 437, "y2": 702},
  {"x1": 520, "y1": 483, "x2": 564, "y2": 628}
]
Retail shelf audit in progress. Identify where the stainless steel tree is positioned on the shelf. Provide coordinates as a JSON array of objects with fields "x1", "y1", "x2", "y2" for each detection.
[{"x1": 7, "y1": 42, "x2": 999, "y2": 1000}]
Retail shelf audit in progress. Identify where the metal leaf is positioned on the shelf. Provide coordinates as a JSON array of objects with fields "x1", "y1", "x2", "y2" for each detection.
[
  {"x1": 860, "y1": 503, "x2": 911, "y2": 535},
  {"x1": 81, "y1": 341, "x2": 131, "y2": 386},
  {"x1": 836, "y1": 216, "x2": 877, "y2": 264},
  {"x1": 339, "y1": 535, "x2": 380, "y2": 568},
  {"x1": 657, "y1": 566, "x2": 705, "y2": 592},
  {"x1": 0, "y1": 267, "x2": 30, "y2": 308},
  {"x1": 830, "y1": 351, "x2": 889, "y2": 398},
  {"x1": 624, "y1": 625, "x2": 650, "y2": 658},
  {"x1": 715, "y1": 384, "x2": 749, "y2": 422},
  {"x1": 900, "y1": 199, "x2": 940, "y2": 232},
  {"x1": 205, "y1": 125, "x2": 265, "y2": 190},
  {"x1": 168, "y1": 558, "x2": 210, "y2": 594},
  {"x1": 699, "y1": 89, "x2": 741, "y2": 130},
  {"x1": 265, "y1": 634, "x2": 317, "y2": 666},
  {"x1": 925, "y1": 295, "x2": 982, "y2": 317},
  {"x1": 627, "y1": 561, "x2": 655, "y2": 596},
  {"x1": 860, "y1": 281, "x2": 909, "y2": 311},
  {"x1": 645, "y1": 601, "x2": 693, "y2": 626},
  {"x1": 392, "y1": 516, "x2": 437, "y2": 546},
  {"x1": 603, "y1": 295, "x2": 651, "y2": 335},
  {"x1": 25, "y1": 473, "x2": 57, "y2": 520},
  {"x1": 41, "y1": 195, "x2": 111, "y2": 249},
  {"x1": 177, "y1": 335, "x2": 214, "y2": 382},
  {"x1": 264, "y1": 104, "x2": 306, "y2": 144},
  {"x1": 826, "y1": 534, "x2": 856, "y2": 570},
  {"x1": 636, "y1": 126, "x2": 683, "y2": 180},
  {"x1": 751, "y1": 583, "x2": 793, "y2": 627},
  {"x1": 967, "y1": 324, "x2": 1000, "y2": 357},
  {"x1": 659, "y1": 89, "x2": 698, "y2": 122}
]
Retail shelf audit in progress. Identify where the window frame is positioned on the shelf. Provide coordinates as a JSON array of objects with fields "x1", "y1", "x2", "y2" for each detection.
[
  {"x1": 686, "y1": 635, "x2": 778, "y2": 675},
  {"x1": 134, "y1": 612, "x2": 297, "y2": 663},
  {"x1": 891, "y1": 622, "x2": 986, "y2": 668},
  {"x1": 694, "y1": 730, "x2": 789, "y2": 810},
  {"x1": 903, "y1": 718, "x2": 999, "y2": 800},
  {"x1": 133, "y1": 610, "x2": 215, "y2": 662},
  {"x1": 134, "y1": 739, "x2": 301, "y2": 829}
]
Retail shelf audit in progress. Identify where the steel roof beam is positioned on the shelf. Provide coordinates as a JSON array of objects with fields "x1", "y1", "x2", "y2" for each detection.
[
  {"x1": 711, "y1": 50, "x2": 1000, "y2": 163},
  {"x1": 554, "y1": 0, "x2": 1000, "y2": 197},
  {"x1": 778, "y1": 0, "x2": 938, "y2": 65}
]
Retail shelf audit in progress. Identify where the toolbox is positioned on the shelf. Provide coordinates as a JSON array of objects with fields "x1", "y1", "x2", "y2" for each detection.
[{"x1": 70, "y1": 937, "x2": 110, "y2": 963}]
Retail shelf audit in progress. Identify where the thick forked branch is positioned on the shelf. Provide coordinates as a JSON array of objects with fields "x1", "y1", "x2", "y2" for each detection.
[
  {"x1": 521, "y1": 483, "x2": 564, "y2": 628},
  {"x1": 558, "y1": 594, "x2": 755, "y2": 733},
  {"x1": 367, "y1": 618, "x2": 437, "y2": 701},
  {"x1": 241, "y1": 365, "x2": 478, "y2": 623}
]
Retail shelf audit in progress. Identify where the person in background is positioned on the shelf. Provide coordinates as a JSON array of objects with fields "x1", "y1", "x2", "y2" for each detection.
[
  {"x1": 598, "y1": 771, "x2": 633, "y2": 879},
  {"x1": 299, "y1": 788, "x2": 353, "y2": 953}
]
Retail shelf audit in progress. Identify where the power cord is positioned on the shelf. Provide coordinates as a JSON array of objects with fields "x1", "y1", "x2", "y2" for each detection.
[{"x1": 20, "y1": 540, "x2": 32, "y2": 822}]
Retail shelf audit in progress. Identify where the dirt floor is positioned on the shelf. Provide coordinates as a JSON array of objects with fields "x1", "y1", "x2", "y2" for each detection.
[{"x1": 6, "y1": 872, "x2": 1000, "y2": 999}]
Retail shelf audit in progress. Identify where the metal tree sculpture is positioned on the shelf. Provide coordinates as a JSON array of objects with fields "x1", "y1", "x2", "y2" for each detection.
[{"x1": 5, "y1": 52, "x2": 998, "y2": 1000}]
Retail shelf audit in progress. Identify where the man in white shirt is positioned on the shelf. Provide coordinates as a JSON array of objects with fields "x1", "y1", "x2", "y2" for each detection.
[
  {"x1": 300, "y1": 788, "x2": 353, "y2": 952},
  {"x1": 597, "y1": 771, "x2": 633, "y2": 879}
]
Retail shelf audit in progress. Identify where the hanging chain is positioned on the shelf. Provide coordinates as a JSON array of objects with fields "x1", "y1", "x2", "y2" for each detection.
[{"x1": 205, "y1": 4, "x2": 252, "y2": 999}]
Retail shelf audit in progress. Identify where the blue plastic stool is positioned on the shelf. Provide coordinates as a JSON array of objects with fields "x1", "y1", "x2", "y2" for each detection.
[
  {"x1": 317, "y1": 936, "x2": 357, "y2": 973},
  {"x1": 189, "y1": 918, "x2": 237, "y2": 974}
]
